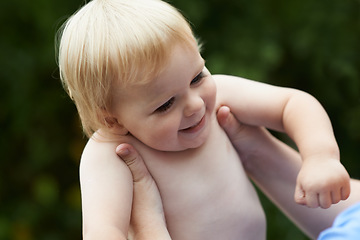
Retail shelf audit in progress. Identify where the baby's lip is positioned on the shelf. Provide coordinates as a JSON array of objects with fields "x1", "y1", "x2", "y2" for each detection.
[{"x1": 180, "y1": 115, "x2": 205, "y2": 133}]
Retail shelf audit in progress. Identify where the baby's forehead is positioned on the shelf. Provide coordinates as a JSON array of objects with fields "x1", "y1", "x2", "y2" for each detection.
[{"x1": 113, "y1": 40, "x2": 199, "y2": 84}]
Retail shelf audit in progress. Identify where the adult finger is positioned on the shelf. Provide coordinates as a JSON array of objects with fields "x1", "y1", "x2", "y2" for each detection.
[
  {"x1": 116, "y1": 143, "x2": 151, "y2": 183},
  {"x1": 217, "y1": 105, "x2": 243, "y2": 137},
  {"x1": 117, "y1": 144, "x2": 170, "y2": 239}
]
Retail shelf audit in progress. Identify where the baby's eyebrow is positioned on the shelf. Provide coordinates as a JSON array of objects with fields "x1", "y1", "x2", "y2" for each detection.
[
  {"x1": 196, "y1": 58, "x2": 205, "y2": 70},
  {"x1": 194, "y1": 59, "x2": 205, "y2": 76}
]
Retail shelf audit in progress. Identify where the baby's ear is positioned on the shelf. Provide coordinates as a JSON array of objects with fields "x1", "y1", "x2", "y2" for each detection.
[
  {"x1": 100, "y1": 107, "x2": 130, "y2": 136},
  {"x1": 104, "y1": 116, "x2": 129, "y2": 135},
  {"x1": 104, "y1": 116, "x2": 118, "y2": 127},
  {"x1": 100, "y1": 107, "x2": 129, "y2": 135}
]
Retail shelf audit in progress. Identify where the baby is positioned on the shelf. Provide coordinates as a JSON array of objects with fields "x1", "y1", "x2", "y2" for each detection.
[{"x1": 57, "y1": 0, "x2": 350, "y2": 239}]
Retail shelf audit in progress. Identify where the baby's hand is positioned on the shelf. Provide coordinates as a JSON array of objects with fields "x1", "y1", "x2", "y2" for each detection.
[{"x1": 294, "y1": 158, "x2": 350, "y2": 208}]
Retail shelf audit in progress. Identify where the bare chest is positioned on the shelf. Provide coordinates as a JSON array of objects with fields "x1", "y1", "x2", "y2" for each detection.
[{"x1": 136, "y1": 124, "x2": 266, "y2": 240}]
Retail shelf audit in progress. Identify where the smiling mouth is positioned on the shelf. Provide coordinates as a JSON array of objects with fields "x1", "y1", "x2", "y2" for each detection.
[{"x1": 180, "y1": 116, "x2": 205, "y2": 133}]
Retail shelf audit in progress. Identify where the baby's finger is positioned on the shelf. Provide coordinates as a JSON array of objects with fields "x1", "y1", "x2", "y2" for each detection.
[
  {"x1": 305, "y1": 192, "x2": 320, "y2": 208},
  {"x1": 341, "y1": 183, "x2": 351, "y2": 200},
  {"x1": 319, "y1": 192, "x2": 332, "y2": 209},
  {"x1": 331, "y1": 189, "x2": 341, "y2": 204},
  {"x1": 294, "y1": 184, "x2": 306, "y2": 205}
]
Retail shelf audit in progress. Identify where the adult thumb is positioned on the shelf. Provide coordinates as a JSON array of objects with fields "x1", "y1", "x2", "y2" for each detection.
[
  {"x1": 116, "y1": 143, "x2": 151, "y2": 182},
  {"x1": 217, "y1": 105, "x2": 245, "y2": 138}
]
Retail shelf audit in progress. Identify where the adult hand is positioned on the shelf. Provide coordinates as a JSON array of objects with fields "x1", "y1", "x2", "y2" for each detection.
[
  {"x1": 217, "y1": 105, "x2": 272, "y2": 162},
  {"x1": 116, "y1": 143, "x2": 171, "y2": 240}
]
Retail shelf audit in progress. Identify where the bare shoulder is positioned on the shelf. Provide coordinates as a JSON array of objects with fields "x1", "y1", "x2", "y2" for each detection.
[
  {"x1": 80, "y1": 130, "x2": 133, "y2": 191},
  {"x1": 80, "y1": 132, "x2": 127, "y2": 172},
  {"x1": 79, "y1": 131, "x2": 138, "y2": 190}
]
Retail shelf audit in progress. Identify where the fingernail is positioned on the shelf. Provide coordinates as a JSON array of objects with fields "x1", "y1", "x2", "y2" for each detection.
[
  {"x1": 116, "y1": 145, "x2": 130, "y2": 156},
  {"x1": 121, "y1": 148, "x2": 130, "y2": 156}
]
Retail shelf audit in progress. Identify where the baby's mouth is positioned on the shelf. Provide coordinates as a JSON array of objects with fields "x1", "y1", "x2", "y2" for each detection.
[{"x1": 180, "y1": 116, "x2": 205, "y2": 133}]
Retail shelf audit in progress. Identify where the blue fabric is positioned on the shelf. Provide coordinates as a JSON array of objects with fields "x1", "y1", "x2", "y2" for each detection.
[{"x1": 318, "y1": 202, "x2": 360, "y2": 240}]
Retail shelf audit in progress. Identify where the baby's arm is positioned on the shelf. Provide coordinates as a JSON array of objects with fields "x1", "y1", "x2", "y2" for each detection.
[
  {"x1": 217, "y1": 106, "x2": 360, "y2": 238},
  {"x1": 80, "y1": 138, "x2": 133, "y2": 239},
  {"x1": 215, "y1": 75, "x2": 350, "y2": 208}
]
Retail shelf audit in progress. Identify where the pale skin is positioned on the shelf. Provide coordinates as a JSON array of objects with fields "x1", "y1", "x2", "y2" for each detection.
[
  {"x1": 117, "y1": 107, "x2": 360, "y2": 239},
  {"x1": 216, "y1": 107, "x2": 360, "y2": 238},
  {"x1": 79, "y1": 41, "x2": 350, "y2": 239}
]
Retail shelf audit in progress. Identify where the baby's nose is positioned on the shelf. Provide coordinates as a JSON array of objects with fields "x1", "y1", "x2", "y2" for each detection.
[{"x1": 183, "y1": 94, "x2": 204, "y2": 117}]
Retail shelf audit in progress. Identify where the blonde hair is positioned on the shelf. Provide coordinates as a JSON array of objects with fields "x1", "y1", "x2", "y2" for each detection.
[{"x1": 57, "y1": 0, "x2": 196, "y2": 137}]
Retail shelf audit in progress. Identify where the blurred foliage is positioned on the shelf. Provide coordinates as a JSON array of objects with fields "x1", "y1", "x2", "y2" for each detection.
[{"x1": 0, "y1": 0, "x2": 359, "y2": 239}]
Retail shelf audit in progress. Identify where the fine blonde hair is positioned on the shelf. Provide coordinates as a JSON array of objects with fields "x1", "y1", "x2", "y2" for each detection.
[{"x1": 57, "y1": 0, "x2": 197, "y2": 137}]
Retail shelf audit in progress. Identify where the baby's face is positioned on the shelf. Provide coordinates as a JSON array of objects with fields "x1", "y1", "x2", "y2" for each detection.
[{"x1": 112, "y1": 43, "x2": 217, "y2": 151}]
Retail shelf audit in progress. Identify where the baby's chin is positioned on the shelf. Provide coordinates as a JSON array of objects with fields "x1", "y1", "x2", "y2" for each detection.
[{"x1": 146, "y1": 137, "x2": 208, "y2": 152}]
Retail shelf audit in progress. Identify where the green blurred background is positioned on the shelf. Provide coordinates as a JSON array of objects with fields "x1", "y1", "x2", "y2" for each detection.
[{"x1": 0, "y1": 0, "x2": 359, "y2": 239}]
